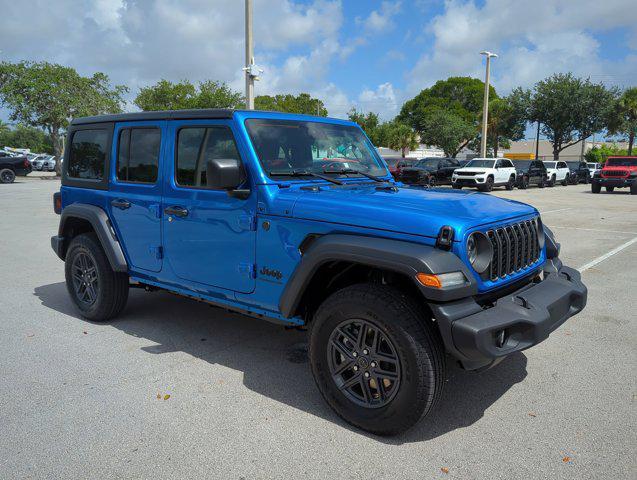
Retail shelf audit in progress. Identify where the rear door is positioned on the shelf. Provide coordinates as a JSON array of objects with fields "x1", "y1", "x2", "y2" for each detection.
[
  {"x1": 161, "y1": 120, "x2": 257, "y2": 293},
  {"x1": 107, "y1": 122, "x2": 165, "y2": 272}
]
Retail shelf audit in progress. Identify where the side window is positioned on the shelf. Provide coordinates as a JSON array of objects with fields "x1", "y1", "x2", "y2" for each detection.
[
  {"x1": 176, "y1": 127, "x2": 241, "y2": 188},
  {"x1": 503, "y1": 159, "x2": 513, "y2": 168},
  {"x1": 495, "y1": 160, "x2": 503, "y2": 168},
  {"x1": 68, "y1": 129, "x2": 109, "y2": 180},
  {"x1": 117, "y1": 128, "x2": 161, "y2": 183},
  {"x1": 558, "y1": 161, "x2": 567, "y2": 169}
]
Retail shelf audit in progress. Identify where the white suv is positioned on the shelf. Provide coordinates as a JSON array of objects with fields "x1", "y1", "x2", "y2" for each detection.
[
  {"x1": 543, "y1": 161, "x2": 570, "y2": 186},
  {"x1": 452, "y1": 158, "x2": 517, "y2": 192}
]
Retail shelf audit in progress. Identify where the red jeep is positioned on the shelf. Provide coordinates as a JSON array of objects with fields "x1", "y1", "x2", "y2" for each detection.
[{"x1": 591, "y1": 156, "x2": 637, "y2": 194}]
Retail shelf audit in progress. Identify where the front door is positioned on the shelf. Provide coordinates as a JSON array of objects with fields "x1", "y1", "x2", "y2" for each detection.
[
  {"x1": 161, "y1": 120, "x2": 257, "y2": 294},
  {"x1": 108, "y1": 122, "x2": 165, "y2": 272}
]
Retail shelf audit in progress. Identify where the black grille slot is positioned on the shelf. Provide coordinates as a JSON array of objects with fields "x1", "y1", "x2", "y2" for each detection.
[{"x1": 486, "y1": 217, "x2": 541, "y2": 281}]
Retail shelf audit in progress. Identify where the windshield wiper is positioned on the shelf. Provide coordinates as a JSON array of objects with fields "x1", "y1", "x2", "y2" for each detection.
[
  {"x1": 269, "y1": 170, "x2": 343, "y2": 185},
  {"x1": 322, "y1": 168, "x2": 385, "y2": 183}
]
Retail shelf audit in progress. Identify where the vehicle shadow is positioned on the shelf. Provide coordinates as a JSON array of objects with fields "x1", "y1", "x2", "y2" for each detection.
[{"x1": 33, "y1": 282, "x2": 528, "y2": 444}]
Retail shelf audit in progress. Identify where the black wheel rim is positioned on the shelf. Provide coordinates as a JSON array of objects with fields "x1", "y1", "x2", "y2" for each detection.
[
  {"x1": 71, "y1": 252, "x2": 99, "y2": 306},
  {"x1": 1, "y1": 171, "x2": 13, "y2": 182},
  {"x1": 327, "y1": 318, "x2": 401, "y2": 409}
]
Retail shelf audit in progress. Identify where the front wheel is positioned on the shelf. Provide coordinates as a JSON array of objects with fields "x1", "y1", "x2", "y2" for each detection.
[
  {"x1": 0, "y1": 168, "x2": 16, "y2": 184},
  {"x1": 452, "y1": 183, "x2": 462, "y2": 189},
  {"x1": 65, "y1": 233, "x2": 129, "y2": 321},
  {"x1": 548, "y1": 175, "x2": 556, "y2": 187},
  {"x1": 309, "y1": 284, "x2": 445, "y2": 436},
  {"x1": 479, "y1": 176, "x2": 494, "y2": 192},
  {"x1": 606, "y1": 186, "x2": 615, "y2": 192},
  {"x1": 591, "y1": 182, "x2": 601, "y2": 193}
]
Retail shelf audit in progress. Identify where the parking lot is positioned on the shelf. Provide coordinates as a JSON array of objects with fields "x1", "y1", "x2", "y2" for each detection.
[{"x1": 0, "y1": 177, "x2": 635, "y2": 479}]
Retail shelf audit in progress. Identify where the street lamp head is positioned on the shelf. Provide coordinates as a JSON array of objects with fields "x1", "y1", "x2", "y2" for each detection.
[{"x1": 480, "y1": 51, "x2": 498, "y2": 58}]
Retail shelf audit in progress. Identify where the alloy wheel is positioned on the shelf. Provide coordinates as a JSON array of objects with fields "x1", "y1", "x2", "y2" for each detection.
[
  {"x1": 327, "y1": 318, "x2": 401, "y2": 408},
  {"x1": 71, "y1": 252, "x2": 99, "y2": 305}
]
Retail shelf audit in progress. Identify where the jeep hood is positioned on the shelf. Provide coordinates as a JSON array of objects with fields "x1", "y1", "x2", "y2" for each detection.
[{"x1": 289, "y1": 183, "x2": 537, "y2": 240}]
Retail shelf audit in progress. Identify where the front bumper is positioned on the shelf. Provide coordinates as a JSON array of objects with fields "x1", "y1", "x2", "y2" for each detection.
[
  {"x1": 592, "y1": 176, "x2": 635, "y2": 188},
  {"x1": 430, "y1": 262, "x2": 587, "y2": 370},
  {"x1": 453, "y1": 175, "x2": 486, "y2": 185}
]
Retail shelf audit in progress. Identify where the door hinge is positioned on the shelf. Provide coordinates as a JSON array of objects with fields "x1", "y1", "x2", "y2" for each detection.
[
  {"x1": 238, "y1": 214, "x2": 257, "y2": 231},
  {"x1": 149, "y1": 245, "x2": 163, "y2": 260},
  {"x1": 238, "y1": 263, "x2": 256, "y2": 278},
  {"x1": 149, "y1": 203, "x2": 162, "y2": 218}
]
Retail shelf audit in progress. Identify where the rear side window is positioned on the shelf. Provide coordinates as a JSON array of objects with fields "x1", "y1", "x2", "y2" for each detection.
[
  {"x1": 68, "y1": 129, "x2": 109, "y2": 180},
  {"x1": 117, "y1": 128, "x2": 161, "y2": 183},
  {"x1": 176, "y1": 127, "x2": 241, "y2": 188}
]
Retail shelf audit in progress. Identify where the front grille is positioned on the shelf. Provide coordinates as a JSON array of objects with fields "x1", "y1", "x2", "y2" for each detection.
[
  {"x1": 486, "y1": 218, "x2": 540, "y2": 281},
  {"x1": 602, "y1": 170, "x2": 628, "y2": 177},
  {"x1": 457, "y1": 171, "x2": 481, "y2": 176}
]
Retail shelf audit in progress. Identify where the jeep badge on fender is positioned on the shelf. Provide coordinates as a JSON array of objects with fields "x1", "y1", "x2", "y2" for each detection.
[{"x1": 50, "y1": 109, "x2": 587, "y2": 435}]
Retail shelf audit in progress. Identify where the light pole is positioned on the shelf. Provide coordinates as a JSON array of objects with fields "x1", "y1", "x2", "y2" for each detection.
[{"x1": 479, "y1": 50, "x2": 498, "y2": 158}]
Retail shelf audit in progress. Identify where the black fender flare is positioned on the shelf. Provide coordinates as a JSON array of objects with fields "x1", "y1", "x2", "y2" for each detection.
[
  {"x1": 278, "y1": 234, "x2": 477, "y2": 318},
  {"x1": 52, "y1": 203, "x2": 128, "y2": 272}
]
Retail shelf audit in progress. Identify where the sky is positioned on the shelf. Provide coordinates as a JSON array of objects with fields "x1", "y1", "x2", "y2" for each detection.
[{"x1": 1, "y1": 0, "x2": 636, "y2": 125}]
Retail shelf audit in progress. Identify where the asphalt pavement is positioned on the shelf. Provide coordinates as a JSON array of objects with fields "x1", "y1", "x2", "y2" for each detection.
[{"x1": 0, "y1": 177, "x2": 635, "y2": 479}]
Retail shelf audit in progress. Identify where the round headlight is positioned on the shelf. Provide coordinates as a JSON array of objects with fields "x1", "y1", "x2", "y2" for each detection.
[{"x1": 467, "y1": 232, "x2": 493, "y2": 274}]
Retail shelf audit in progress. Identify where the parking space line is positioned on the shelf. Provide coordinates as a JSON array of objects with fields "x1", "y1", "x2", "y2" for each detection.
[
  {"x1": 540, "y1": 208, "x2": 572, "y2": 214},
  {"x1": 551, "y1": 226, "x2": 637, "y2": 236},
  {"x1": 578, "y1": 236, "x2": 637, "y2": 273}
]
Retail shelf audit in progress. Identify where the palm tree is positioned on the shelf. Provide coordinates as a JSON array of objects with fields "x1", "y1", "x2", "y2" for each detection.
[
  {"x1": 387, "y1": 123, "x2": 419, "y2": 157},
  {"x1": 0, "y1": 120, "x2": 10, "y2": 135},
  {"x1": 608, "y1": 88, "x2": 637, "y2": 155}
]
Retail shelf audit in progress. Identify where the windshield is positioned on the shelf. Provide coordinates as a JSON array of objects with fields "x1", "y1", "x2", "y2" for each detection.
[
  {"x1": 544, "y1": 161, "x2": 557, "y2": 168},
  {"x1": 245, "y1": 119, "x2": 386, "y2": 177},
  {"x1": 606, "y1": 157, "x2": 637, "y2": 167},
  {"x1": 415, "y1": 158, "x2": 440, "y2": 169},
  {"x1": 464, "y1": 159, "x2": 495, "y2": 168}
]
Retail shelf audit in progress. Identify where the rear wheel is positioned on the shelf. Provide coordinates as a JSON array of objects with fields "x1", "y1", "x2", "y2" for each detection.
[
  {"x1": 0, "y1": 169, "x2": 16, "y2": 184},
  {"x1": 65, "y1": 233, "x2": 129, "y2": 321},
  {"x1": 505, "y1": 175, "x2": 515, "y2": 190},
  {"x1": 309, "y1": 283, "x2": 445, "y2": 436},
  {"x1": 561, "y1": 176, "x2": 569, "y2": 186},
  {"x1": 591, "y1": 182, "x2": 601, "y2": 193}
]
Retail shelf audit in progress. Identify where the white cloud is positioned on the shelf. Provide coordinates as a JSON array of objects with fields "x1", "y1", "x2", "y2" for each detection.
[
  {"x1": 407, "y1": 0, "x2": 637, "y2": 95},
  {"x1": 356, "y1": 1, "x2": 402, "y2": 34},
  {"x1": 357, "y1": 82, "x2": 400, "y2": 120}
]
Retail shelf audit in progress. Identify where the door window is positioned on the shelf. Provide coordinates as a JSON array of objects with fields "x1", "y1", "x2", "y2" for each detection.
[
  {"x1": 117, "y1": 128, "x2": 161, "y2": 183},
  {"x1": 176, "y1": 127, "x2": 242, "y2": 188}
]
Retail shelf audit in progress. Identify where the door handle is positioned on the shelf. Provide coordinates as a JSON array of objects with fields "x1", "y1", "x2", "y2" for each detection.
[
  {"x1": 111, "y1": 199, "x2": 131, "y2": 210},
  {"x1": 164, "y1": 206, "x2": 189, "y2": 218}
]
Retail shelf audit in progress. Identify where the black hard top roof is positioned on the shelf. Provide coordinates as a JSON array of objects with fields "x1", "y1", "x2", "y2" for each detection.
[{"x1": 71, "y1": 109, "x2": 234, "y2": 125}]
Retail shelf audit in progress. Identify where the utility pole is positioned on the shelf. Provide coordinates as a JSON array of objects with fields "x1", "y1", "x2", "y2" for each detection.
[
  {"x1": 479, "y1": 51, "x2": 498, "y2": 158},
  {"x1": 245, "y1": 0, "x2": 254, "y2": 109},
  {"x1": 535, "y1": 121, "x2": 540, "y2": 160}
]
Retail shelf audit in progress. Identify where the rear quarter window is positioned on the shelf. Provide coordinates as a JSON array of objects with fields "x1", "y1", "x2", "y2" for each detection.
[{"x1": 67, "y1": 129, "x2": 109, "y2": 180}]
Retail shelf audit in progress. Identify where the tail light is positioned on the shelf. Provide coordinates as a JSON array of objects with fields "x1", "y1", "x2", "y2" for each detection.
[
  {"x1": 53, "y1": 192, "x2": 62, "y2": 214},
  {"x1": 24, "y1": 159, "x2": 30, "y2": 168}
]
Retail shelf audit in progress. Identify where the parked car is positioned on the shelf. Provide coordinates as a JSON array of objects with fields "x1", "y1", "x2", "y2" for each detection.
[
  {"x1": 591, "y1": 156, "x2": 637, "y2": 194},
  {"x1": 383, "y1": 156, "x2": 416, "y2": 180},
  {"x1": 400, "y1": 157, "x2": 460, "y2": 186},
  {"x1": 31, "y1": 154, "x2": 57, "y2": 171},
  {"x1": 451, "y1": 157, "x2": 517, "y2": 191},
  {"x1": 587, "y1": 162, "x2": 601, "y2": 178},
  {"x1": 542, "y1": 161, "x2": 570, "y2": 186},
  {"x1": 0, "y1": 154, "x2": 32, "y2": 183},
  {"x1": 512, "y1": 160, "x2": 547, "y2": 189},
  {"x1": 50, "y1": 109, "x2": 587, "y2": 435},
  {"x1": 566, "y1": 161, "x2": 591, "y2": 184}
]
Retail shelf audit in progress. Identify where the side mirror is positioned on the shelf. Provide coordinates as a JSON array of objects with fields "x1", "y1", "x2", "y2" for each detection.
[{"x1": 206, "y1": 158, "x2": 244, "y2": 190}]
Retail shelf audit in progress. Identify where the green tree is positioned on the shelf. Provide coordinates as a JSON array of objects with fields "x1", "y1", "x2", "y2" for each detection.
[
  {"x1": 385, "y1": 122, "x2": 419, "y2": 157},
  {"x1": 585, "y1": 143, "x2": 631, "y2": 166},
  {"x1": 418, "y1": 108, "x2": 475, "y2": 158},
  {"x1": 0, "y1": 61, "x2": 127, "y2": 173},
  {"x1": 0, "y1": 124, "x2": 54, "y2": 153},
  {"x1": 347, "y1": 109, "x2": 384, "y2": 144},
  {"x1": 530, "y1": 73, "x2": 615, "y2": 160},
  {"x1": 255, "y1": 93, "x2": 327, "y2": 116},
  {"x1": 0, "y1": 120, "x2": 10, "y2": 135},
  {"x1": 135, "y1": 79, "x2": 244, "y2": 111},
  {"x1": 607, "y1": 87, "x2": 637, "y2": 155}
]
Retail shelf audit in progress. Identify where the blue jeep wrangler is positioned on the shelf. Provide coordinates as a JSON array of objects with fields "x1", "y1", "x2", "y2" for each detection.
[{"x1": 51, "y1": 109, "x2": 587, "y2": 435}]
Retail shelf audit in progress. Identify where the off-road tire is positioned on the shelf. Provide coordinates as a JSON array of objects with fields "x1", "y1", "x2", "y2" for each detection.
[
  {"x1": 591, "y1": 182, "x2": 601, "y2": 193},
  {"x1": 65, "y1": 233, "x2": 129, "y2": 321},
  {"x1": 0, "y1": 168, "x2": 16, "y2": 184},
  {"x1": 309, "y1": 283, "x2": 445, "y2": 436}
]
